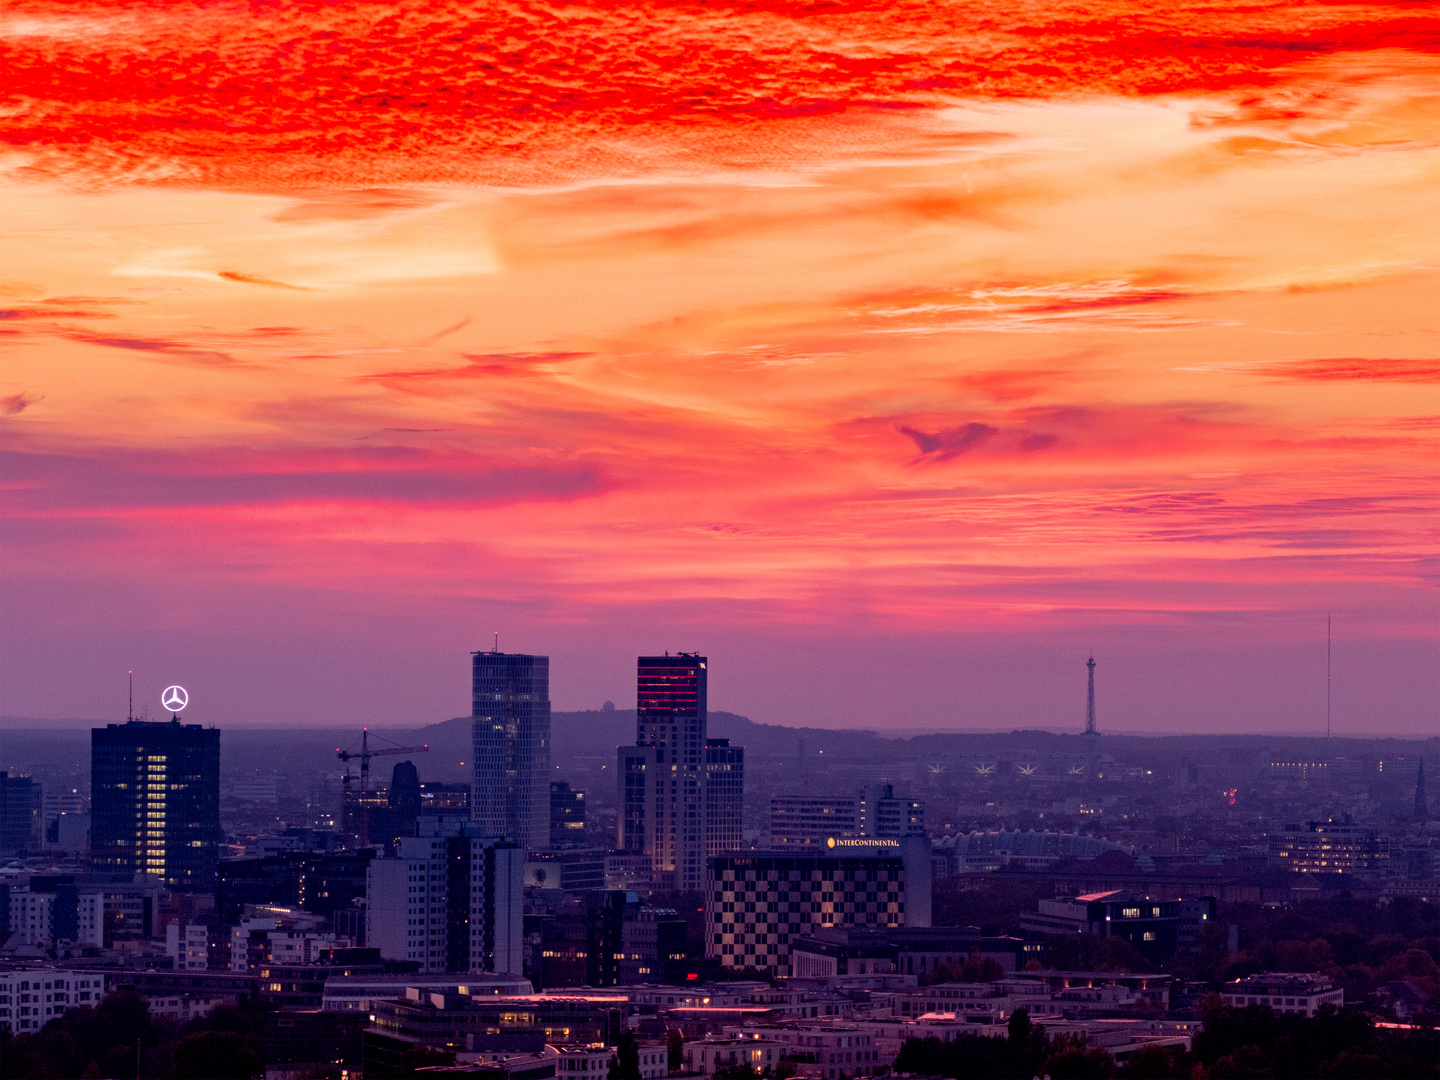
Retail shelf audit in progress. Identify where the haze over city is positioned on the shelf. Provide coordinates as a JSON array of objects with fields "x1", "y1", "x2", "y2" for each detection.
[{"x1": 1, "y1": 0, "x2": 1436, "y2": 735}]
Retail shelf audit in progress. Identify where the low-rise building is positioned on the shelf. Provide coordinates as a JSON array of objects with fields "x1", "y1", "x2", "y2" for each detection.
[
  {"x1": 1221, "y1": 973, "x2": 1343, "y2": 1016},
  {"x1": 0, "y1": 969, "x2": 106, "y2": 1033},
  {"x1": 321, "y1": 972, "x2": 532, "y2": 1012}
]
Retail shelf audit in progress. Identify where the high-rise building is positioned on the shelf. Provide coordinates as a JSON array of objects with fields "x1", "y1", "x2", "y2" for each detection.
[
  {"x1": 366, "y1": 821, "x2": 524, "y2": 975},
  {"x1": 770, "y1": 784, "x2": 923, "y2": 848},
  {"x1": 705, "y1": 738, "x2": 745, "y2": 856},
  {"x1": 549, "y1": 781, "x2": 586, "y2": 848},
  {"x1": 471, "y1": 651, "x2": 551, "y2": 850},
  {"x1": 91, "y1": 719, "x2": 221, "y2": 892},
  {"x1": 389, "y1": 761, "x2": 421, "y2": 837},
  {"x1": 0, "y1": 772, "x2": 42, "y2": 855},
  {"x1": 617, "y1": 653, "x2": 709, "y2": 892}
]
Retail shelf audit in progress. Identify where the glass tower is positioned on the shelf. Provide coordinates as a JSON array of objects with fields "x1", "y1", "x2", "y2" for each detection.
[
  {"x1": 471, "y1": 651, "x2": 550, "y2": 850},
  {"x1": 91, "y1": 720, "x2": 221, "y2": 892},
  {"x1": 633, "y1": 653, "x2": 708, "y2": 891}
]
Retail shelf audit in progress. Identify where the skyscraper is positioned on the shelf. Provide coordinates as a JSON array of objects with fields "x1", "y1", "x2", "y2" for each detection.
[
  {"x1": 0, "y1": 772, "x2": 42, "y2": 856},
  {"x1": 471, "y1": 651, "x2": 550, "y2": 850},
  {"x1": 704, "y1": 738, "x2": 744, "y2": 857},
  {"x1": 617, "y1": 653, "x2": 709, "y2": 892},
  {"x1": 91, "y1": 719, "x2": 221, "y2": 892}
]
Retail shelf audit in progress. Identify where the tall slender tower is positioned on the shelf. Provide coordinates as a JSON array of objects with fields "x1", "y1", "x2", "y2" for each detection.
[
  {"x1": 618, "y1": 653, "x2": 709, "y2": 891},
  {"x1": 1417, "y1": 758, "x2": 1430, "y2": 823},
  {"x1": 1085, "y1": 656, "x2": 1097, "y2": 736},
  {"x1": 471, "y1": 651, "x2": 551, "y2": 850}
]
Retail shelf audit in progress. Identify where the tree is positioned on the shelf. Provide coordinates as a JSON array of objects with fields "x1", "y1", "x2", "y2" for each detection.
[
  {"x1": 1008, "y1": 1007, "x2": 1032, "y2": 1049},
  {"x1": 668, "y1": 1029, "x2": 685, "y2": 1073},
  {"x1": 169, "y1": 1030, "x2": 261, "y2": 1079},
  {"x1": 1042, "y1": 1035, "x2": 1116, "y2": 1079},
  {"x1": 775, "y1": 1057, "x2": 798, "y2": 1080},
  {"x1": 615, "y1": 1030, "x2": 642, "y2": 1080}
]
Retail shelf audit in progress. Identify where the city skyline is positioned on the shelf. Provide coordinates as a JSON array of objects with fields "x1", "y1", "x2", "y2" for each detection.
[{"x1": 1, "y1": 0, "x2": 1436, "y2": 738}]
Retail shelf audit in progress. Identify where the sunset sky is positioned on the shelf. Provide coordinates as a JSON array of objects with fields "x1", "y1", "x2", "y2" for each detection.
[{"x1": 1, "y1": 0, "x2": 1436, "y2": 734}]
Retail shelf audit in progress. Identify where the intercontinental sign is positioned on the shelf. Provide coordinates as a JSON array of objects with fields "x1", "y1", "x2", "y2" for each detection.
[{"x1": 826, "y1": 837, "x2": 900, "y2": 849}]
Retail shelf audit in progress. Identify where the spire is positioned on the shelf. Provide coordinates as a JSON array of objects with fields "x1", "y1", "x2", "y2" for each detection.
[{"x1": 1417, "y1": 758, "x2": 1430, "y2": 822}]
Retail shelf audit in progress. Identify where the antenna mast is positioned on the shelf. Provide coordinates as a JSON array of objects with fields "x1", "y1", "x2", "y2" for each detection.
[
  {"x1": 128, "y1": 670, "x2": 133, "y2": 721},
  {"x1": 1326, "y1": 614, "x2": 1332, "y2": 739},
  {"x1": 1085, "y1": 656, "x2": 1097, "y2": 736}
]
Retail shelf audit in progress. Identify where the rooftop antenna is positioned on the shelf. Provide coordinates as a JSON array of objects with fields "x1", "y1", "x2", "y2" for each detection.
[
  {"x1": 494, "y1": 631, "x2": 499, "y2": 653},
  {"x1": 1326, "y1": 614, "x2": 1332, "y2": 739},
  {"x1": 128, "y1": 670, "x2": 133, "y2": 721}
]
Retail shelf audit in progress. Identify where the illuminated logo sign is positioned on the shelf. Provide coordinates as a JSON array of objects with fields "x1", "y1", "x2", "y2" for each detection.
[
  {"x1": 161, "y1": 685, "x2": 189, "y2": 713},
  {"x1": 826, "y1": 837, "x2": 900, "y2": 849}
]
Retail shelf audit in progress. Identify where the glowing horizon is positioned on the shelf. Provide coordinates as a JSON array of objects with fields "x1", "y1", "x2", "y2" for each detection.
[{"x1": 1, "y1": 0, "x2": 1435, "y2": 734}]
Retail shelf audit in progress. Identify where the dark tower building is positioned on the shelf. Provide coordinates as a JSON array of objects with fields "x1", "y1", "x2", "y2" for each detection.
[
  {"x1": 550, "y1": 781, "x2": 586, "y2": 848},
  {"x1": 91, "y1": 720, "x2": 220, "y2": 892},
  {"x1": 1417, "y1": 758, "x2": 1430, "y2": 822},
  {"x1": 0, "y1": 772, "x2": 42, "y2": 855},
  {"x1": 471, "y1": 651, "x2": 551, "y2": 850},
  {"x1": 705, "y1": 738, "x2": 744, "y2": 856},
  {"x1": 618, "y1": 653, "x2": 709, "y2": 891},
  {"x1": 389, "y1": 761, "x2": 421, "y2": 837}
]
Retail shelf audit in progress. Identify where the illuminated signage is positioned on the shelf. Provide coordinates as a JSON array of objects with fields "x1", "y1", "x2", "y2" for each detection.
[
  {"x1": 161, "y1": 685, "x2": 189, "y2": 713},
  {"x1": 825, "y1": 837, "x2": 900, "y2": 849}
]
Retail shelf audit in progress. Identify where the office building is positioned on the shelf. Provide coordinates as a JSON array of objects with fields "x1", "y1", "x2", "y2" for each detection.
[
  {"x1": 1019, "y1": 890, "x2": 1217, "y2": 961},
  {"x1": 390, "y1": 760, "x2": 422, "y2": 837},
  {"x1": 706, "y1": 840, "x2": 933, "y2": 975},
  {"x1": 421, "y1": 782, "x2": 471, "y2": 818},
  {"x1": 367, "y1": 820, "x2": 524, "y2": 975},
  {"x1": 550, "y1": 781, "x2": 587, "y2": 848},
  {"x1": 524, "y1": 848, "x2": 606, "y2": 892},
  {"x1": 472, "y1": 651, "x2": 551, "y2": 850},
  {"x1": 0, "y1": 772, "x2": 42, "y2": 855},
  {"x1": 617, "y1": 653, "x2": 710, "y2": 891},
  {"x1": 1268, "y1": 816, "x2": 1390, "y2": 876},
  {"x1": 705, "y1": 738, "x2": 745, "y2": 856},
  {"x1": 770, "y1": 785, "x2": 922, "y2": 849},
  {"x1": 1221, "y1": 973, "x2": 1343, "y2": 1016},
  {"x1": 91, "y1": 719, "x2": 221, "y2": 892}
]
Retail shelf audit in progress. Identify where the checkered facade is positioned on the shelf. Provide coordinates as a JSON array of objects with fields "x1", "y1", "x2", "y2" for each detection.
[{"x1": 708, "y1": 854, "x2": 906, "y2": 974}]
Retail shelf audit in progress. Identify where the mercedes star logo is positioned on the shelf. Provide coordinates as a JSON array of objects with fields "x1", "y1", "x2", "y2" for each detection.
[{"x1": 161, "y1": 685, "x2": 189, "y2": 713}]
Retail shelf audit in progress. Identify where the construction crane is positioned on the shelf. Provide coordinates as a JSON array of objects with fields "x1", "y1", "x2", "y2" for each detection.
[{"x1": 337, "y1": 728, "x2": 429, "y2": 848}]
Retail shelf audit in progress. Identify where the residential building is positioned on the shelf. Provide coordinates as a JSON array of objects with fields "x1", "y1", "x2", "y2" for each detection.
[
  {"x1": 229, "y1": 906, "x2": 337, "y2": 971},
  {"x1": 366, "y1": 821, "x2": 524, "y2": 975},
  {"x1": 472, "y1": 652, "x2": 552, "y2": 851},
  {"x1": 1221, "y1": 973, "x2": 1343, "y2": 1016},
  {"x1": 706, "y1": 738, "x2": 745, "y2": 856},
  {"x1": 91, "y1": 719, "x2": 221, "y2": 892},
  {"x1": 166, "y1": 921, "x2": 212, "y2": 970},
  {"x1": 0, "y1": 970, "x2": 107, "y2": 1033}
]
